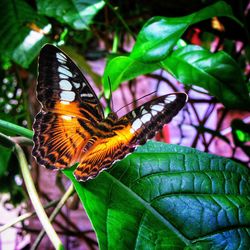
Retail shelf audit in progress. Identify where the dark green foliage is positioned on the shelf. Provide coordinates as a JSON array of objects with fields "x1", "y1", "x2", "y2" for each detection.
[
  {"x1": 37, "y1": 0, "x2": 105, "y2": 30},
  {"x1": 0, "y1": 0, "x2": 49, "y2": 68},
  {"x1": 0, "y1": 0, "x2": 249, "y2": 249},
  {"x1": 162, "y1": 45, "x2": 249, "y2": 109},
  {"x1": 64, "y1": 141, "x2": 250, "y2": 250}
]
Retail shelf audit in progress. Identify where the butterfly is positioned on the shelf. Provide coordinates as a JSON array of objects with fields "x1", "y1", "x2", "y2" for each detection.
[{"x1": 32, "y1": 44, "x2": 188, "y2": 182}]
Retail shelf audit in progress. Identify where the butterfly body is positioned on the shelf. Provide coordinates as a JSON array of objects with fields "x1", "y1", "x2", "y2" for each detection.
[{"x1": 32, "y1": 45, "x2": 187, "y2": 181}]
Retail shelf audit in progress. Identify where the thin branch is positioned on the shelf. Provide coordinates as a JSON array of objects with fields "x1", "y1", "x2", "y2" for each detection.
[
  {"x1": 0, "y1": 199, "x2": 59, "y2": 233},
  {"x1": 41, "y1": 191, "x2": 81, "y2": 232},
  {"x1": 207, "y1": 108, "x2": 228, "y2": 147},
  {"x1": 147, "y1": 73, "x2": 180, "y2": 92},
  {"x1": 31, "y1": 184, "x2": 75, "y2": 250},
  {"x1": 190, "y1": 102, "x2": 207, "y2": 148},
  {"x1": 13, "y1": 142, "x2": 64, "y2": 250},
  {"x1": 11, "y1": 136, "x2": 33, "y2": 146}
]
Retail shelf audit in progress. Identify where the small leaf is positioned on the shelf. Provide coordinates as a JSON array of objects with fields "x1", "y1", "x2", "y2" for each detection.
[
  {"x1": 131, "y1": 1, "x2": 241, "y2": 63},
  {"x1": 161, "y1": 45, "x2": 250, "y2": 110},
  {"x1": 37, "y1": 0, "x2": 105, "y2": 30},
  {"x1": 102, "y1": 56, "x2": 159, "y2": 98},
  {"x1": 231, "y1": 119, "x2": 250, "y2": 157},
  {"x1": 64, "y1": 141, "x2": 250, "y2": 250}
]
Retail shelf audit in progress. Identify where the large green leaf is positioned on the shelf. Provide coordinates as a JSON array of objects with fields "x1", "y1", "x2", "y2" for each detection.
[
  {"x1": 130, "y1": 1, "x2": 241, "y2": 63},
  {"x1": 37, "y1": 0, "x2": 105, "y2": 30},
  {"x1": 64, "y1": 141, "x2": 250, "y2": 250},
  {"x1": 102, "y1": 56, "x2": 159, "y2": 98},
  {"x1": 162, "y1": 45, "x2": 250, "y2": 110},
  {"x1": 0, "y1": 0, "x2": 50, "y2": 68}
]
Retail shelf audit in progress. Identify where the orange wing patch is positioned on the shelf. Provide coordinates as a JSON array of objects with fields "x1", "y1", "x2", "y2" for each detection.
[
  {"x1": 74, "y1": 124, "x2": 139, "y2": 181},
  {"x1": 54, "y1": 101, "x2": 83, "y2": 118},
  {"x1": 33, "y1": 109, "x2": 91, "y2": 170}
]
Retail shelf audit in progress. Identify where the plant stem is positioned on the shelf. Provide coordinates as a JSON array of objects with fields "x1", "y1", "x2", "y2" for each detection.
[
  {"x1": 31, "y1": 184, "x2": 75, "y2": 250},
  {"x1": 0, "y1": 119, "x2": 33, "y2": 139},
  {"x1": 14, "y1": 143, "x2": 64, "y2": 250}
]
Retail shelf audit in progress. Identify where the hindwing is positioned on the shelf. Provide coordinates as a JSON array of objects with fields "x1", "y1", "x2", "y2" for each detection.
[{"x1": 74, "y1": 93, "x2": 187, "y2": 181}]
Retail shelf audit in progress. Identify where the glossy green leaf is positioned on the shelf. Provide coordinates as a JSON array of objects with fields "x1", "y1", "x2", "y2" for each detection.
[
  {"x1": 0, "y1": 0, "x2": 50, "y2": 68},
  {"x1": 131, "y1": 1, "x2": 241, "y2": 63},
  {"x1": 64, "y1": 141, "x2": 250, "y2": 250},
  {"x1": 102, "y1": 1, "x2": 243, "y2": 96},
  {"x1": 102, "y1": 56, "x2": 159, "y2": 98},
  {"x1": 162, "y1": 45, "x2": 250, "y2": 110},
  {"x1": 37, "y1": 0, "x2": 105, "y2": 30}
]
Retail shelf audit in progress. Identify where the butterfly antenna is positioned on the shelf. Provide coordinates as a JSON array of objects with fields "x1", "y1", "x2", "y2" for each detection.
[
  {"x1": 108, "y1": 76, "x2": 114, "y2": 111},
  {"x1": 115, "y1": 91, "x2": 157, "y2": 113}
]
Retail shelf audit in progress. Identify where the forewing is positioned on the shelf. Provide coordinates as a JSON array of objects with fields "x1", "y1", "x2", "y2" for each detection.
[
  {"x1": 74, "y1": 92, "x2": 188, "y2": 181},
  {"x1": 32, "y1": 44, "x2": 103, "y2": 169},
  {"x1": 37, "y1": 44, "x2": 104, "y2": 119},
  {"x1": 121, "y1": 92, "x2": 188, "y2": 146}
]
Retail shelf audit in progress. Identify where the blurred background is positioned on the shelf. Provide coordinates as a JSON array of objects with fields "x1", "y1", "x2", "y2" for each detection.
[{"x1": 0, "y1": 0, "x2": 249, "y2": 249}]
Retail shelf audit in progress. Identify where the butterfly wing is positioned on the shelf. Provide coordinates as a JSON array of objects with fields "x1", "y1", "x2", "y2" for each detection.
[
  {"x1": 74, "y1": 93, "x2": 187, "y2": 181},
  {"x1": 32, "y1": 44, "x2": 104, "y2": 169}
]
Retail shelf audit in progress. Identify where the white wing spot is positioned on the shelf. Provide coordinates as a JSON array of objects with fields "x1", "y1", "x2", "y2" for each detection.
[
  {"x1": 151, "y1": 110, "x2": 157, "y2": 116},
  {"x1": 132, "y1": 118, "x2": 142, "y2": 131},
  {"x1": 56, "y1": 53, "x2": 67, "y2": 63},
  {"x1": 56, "y1": 52, "x2": 66, "y2": 60},
  {"x1": 61, "y1": 65, "x2": 70, "y2": 70},
  {"x1": 60, "y1": 91, "x2": 75, "y2": 102},
  {"x1": 151, "y1": 104, "x2": 164, "y2": 112},
  {"x1": 60, "y1": 101, "x2": 70, "y2": 105},
  {"x1": 141, "y1": 109, "x2": 147, "y2": 115},
  {"x1": 59, "y1": 74, "x2": 68, "y2": 79},
  {"x1": 132, "y1": 111, "x2": 136, "y2": 118},
  {"x1": 61, "y1": 115, "x2": 72, "y2": 121},
  {"x1": 80, "y1": 93, "x2": 93, "y2": 98},
  {"x1": 58, "y1": 66, "x2": 73, "y2": 77},
  {"x1": 72, "y1": 82, "x2": 80, "y2": 88},
  {"x1": 141, "y1": 113, "x2": 152, "y2": 124},
  {"x1": 165, "y1": 94, "x2": 176, "y2": 103},
  {"x1": 57, "y1": 58, "x2": 65, "y2": 64},
  {"x1": 59, "y1": 80, "x2": 72, "y2": 90}
]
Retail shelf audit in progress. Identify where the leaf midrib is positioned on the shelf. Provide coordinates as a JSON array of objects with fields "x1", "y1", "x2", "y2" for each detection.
[{"x1": 103, "y1": 171, "x2": 191, "y2": 246}]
